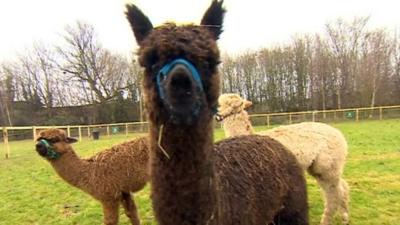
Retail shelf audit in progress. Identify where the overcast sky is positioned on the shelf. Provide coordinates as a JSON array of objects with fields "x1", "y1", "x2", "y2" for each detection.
[{"x1": 0, "y1": 0, "x2": 399, "y2": 61}]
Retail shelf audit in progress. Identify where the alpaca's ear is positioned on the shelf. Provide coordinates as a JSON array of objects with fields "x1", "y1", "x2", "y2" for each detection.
[
  {"x1": 244, "y1": 100, "x2": 253, "y2": 109},
  {"x1": 66, "y1": 137, "x2": 78, "y2": 144},
  {"x1": 200, "y1": 0, "x2": 226, "y2": 40},
  {"x1": 231, "y1": 96, "x2": 244, "y2": 108},
  {"x1": 125, "y1": 4, "x2": 153, "y2": 45}
]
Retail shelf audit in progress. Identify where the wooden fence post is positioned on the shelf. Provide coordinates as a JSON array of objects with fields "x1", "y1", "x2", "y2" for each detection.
[
  {"x1": 32, "y1": 126, "x2": 37, "y2": 142},
  {"x1": 267, "y1": 115, "x2": 270, "y2": 128},
  {"x1": 78, "y1": 126, "x2": 82, "y2": 142},
  {"x1": 312, "y1": 112, "x2": 315, "y2": 122},
  {"x1": 3, "y1": 128, "x2": 10, "y2": 159},
  {"x1": 125, "y1": 123, "x2": 129, "y2": 137},
  {"x1": 288, "y1": 113, "x2": 292, "y2": 124},
  {"x1": 107, "y1": 126, "x2": 110, "y2": 137},
  {"x1": 87, "y1": 126, "x2": 91, "y2": 137},
  {"x1": 379, "y1": 107, "x2": 383, "y2": 120},
  {"x1": 356, "y1": 109, "x2": 359, "y2": 122},
  {"x1": 67, "y1": 126, "x2": 71, "y2": 137}
]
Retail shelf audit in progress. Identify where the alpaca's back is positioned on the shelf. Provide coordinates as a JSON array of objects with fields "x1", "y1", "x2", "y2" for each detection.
[
  {"x1": 86, "y1": 136, "x2": 149, "y2": 194},
  {"x1": 214, "y1": 135, "x2": 308, "y2": 224},
  {"x1": 258, "y1": 122, "x2": 348, "y2": 171}
]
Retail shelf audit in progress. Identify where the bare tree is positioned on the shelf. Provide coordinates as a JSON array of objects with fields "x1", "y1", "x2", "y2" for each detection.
[
  {"x1": 0, "y1": 72, "x2": 12, "y2": 126},
  {"x1": 56, "y1": 21, "x2": 131, "y2": 104},
  {"x1": 237, "y1": 51, "x2": 257, "y2": 100},
  {"x1": 4, "y1": 43, "x2": 63, "y2": 110},
  {"x1": 220, "y1": 54, "x2": 237, "y2": 94},
  {"x1": 325, "y1": 17, "x2": 370, "y2": 108},
  {"x1": 127, "y1": 58, "x2": 144, "y2": 121},
  {"x1": 392, "y1": 30, "x2": 400, "y2": 105},
  {"x1": 359, "y1": 29, "x2": 394, "y2": 107},
  {"x1": 291, "y1": 35, "x2": 312, "y2": 110}
]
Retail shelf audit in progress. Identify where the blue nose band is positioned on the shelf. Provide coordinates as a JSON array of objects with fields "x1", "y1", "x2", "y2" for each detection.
[
  {"x1": 38, "y1": 139, "x2": 61, "y2": 160},
  {"x1": 156, "y1": 58, "x2": 204, "y2": 100}
]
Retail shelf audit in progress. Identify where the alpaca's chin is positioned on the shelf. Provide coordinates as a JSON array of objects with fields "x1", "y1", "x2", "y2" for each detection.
[
  {"x1": 36, "y1": 147, "x2": 48, "y2": 157},
  {"x1": 161, "y1": 86, "x2": 206, "y2": 126},
  {"x1": 164, "y1": 101, "x2": 203, "y2": 126}
]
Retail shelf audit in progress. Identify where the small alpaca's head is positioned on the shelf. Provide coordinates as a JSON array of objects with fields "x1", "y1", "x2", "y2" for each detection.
[
  {"x1": 126, "y1": 0, "x2": 225, "y2": 126},
  {"x1": 215, "y1": 93, "x2": 252, "y2": 122},
  {"x1": 35, "y1": 129, "x2": 77, "y2": 160}
]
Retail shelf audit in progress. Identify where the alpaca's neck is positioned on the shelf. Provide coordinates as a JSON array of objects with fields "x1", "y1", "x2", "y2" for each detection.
[
  {"x1": 49, "y1": 148, "x2": 90, "y2": 190},
  {"x1": 149, "y1": 117, "x2": 217, "y2": 225},
  {"x1": 222, "y1": 111, "x2": 254, "y2": 137}
]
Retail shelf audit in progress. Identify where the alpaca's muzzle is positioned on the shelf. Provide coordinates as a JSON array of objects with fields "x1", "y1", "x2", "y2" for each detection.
[
  {"x1": 35, "y1": 139, "x2": 61, "y2": 160},
  {"x1": 167, "y1": 64, "x2": 195, "y2": 97},
  {"x1": 215, "y1": 114, "x2": 224, "y2": 122},
  {"x1": 35, "y1": 142, "x2": 48, "y2": 157},
  {"x1": 157, "y1": 58, "x2": 205, "y2": 125}
]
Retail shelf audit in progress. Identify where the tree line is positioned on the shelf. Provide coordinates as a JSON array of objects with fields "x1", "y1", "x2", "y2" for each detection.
[
  {"x1": 220, "y1": 17, "x2": 400, "y2": 113},
  {"x1": 1, "y1": 18, "x2": 399, "y2": 126},
  {"x1": 0, "y1": 22, "x2": 144, "y2": 126}
]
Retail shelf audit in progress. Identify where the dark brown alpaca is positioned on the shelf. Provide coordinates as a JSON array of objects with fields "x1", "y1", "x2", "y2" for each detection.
[
  {"x1": 35, "y1": 129, "x2": 149, "y2": 225},
  {"x1": 125, "y1": 1, "x2": 308, "y2": 224}
]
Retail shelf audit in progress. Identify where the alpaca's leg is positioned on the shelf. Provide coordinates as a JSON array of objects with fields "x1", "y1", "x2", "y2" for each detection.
[
  {"x1": 273, "y1": 193, "x2": 309, "y2": 225},
  {"x1": 102, "y1": 201, "x2": 119, "y2": 225},
  {"x1": 338, "y1": 178, "x2": 350, "y2": 225},
  {"x1": 308, "y1": 149, "x2": 348, "y2": 225},
  {"x1": 273, "y1": 175, "x2": 309, "y2": 225},
  {"x1": 317, "y1": 177, "x2": 341, "y2": 225},
  {"x1": 121, "y1": 192, "x2": 141, "y2": 225}
]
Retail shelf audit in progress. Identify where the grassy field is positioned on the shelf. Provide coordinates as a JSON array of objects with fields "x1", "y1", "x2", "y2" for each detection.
[{"x1": 0, "y1": 119, "x2": 399, "y2": 225}]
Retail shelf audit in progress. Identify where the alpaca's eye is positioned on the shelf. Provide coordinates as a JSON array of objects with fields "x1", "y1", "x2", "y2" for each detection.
[
  {"x1": 151, "y1": 64, "x2": 158, "y2": 71},
  {"x1": 38, "y1": 138, "x2": 56, "y2": 144},
  {"x1": 48, "y1": 138, "x2": 60, "y2": 143},
  {"x1": 145, "y1": 51, "x2": 159, "y2": 69}
]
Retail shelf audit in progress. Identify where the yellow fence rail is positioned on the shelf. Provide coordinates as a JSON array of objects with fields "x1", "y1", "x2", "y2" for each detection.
[
  {"x1": 1, "y1": 121, "x2": 149, "y2": 159},
  {"x1": 249, "y1": 105, "x2": 400, "y2": 126}
]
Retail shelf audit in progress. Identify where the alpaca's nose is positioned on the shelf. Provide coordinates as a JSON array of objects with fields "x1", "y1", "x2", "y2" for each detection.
[
  {"x1": 215, "y1": 113, "x2": 223, "y2": 122},
  {"x1": 35, "y1": 142, "x2": 48, "y2": 157},
  {"x1": 168, "y1": 64, "x2": 194, "y2": 92},
  {"x1": 162, "y1": 63, "x2": 203, "y2": 125},
  {"x1": 35, "y1": 142, "x2": 43, "y2": 149}
]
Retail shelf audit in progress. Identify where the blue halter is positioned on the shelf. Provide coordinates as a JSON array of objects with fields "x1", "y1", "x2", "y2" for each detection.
[
  {"x1": 39, "y1": 139, "x2": 61, "y2": 160},
  {"x1": 156, "y1": 58, "x2": 204, "y2": 101}
]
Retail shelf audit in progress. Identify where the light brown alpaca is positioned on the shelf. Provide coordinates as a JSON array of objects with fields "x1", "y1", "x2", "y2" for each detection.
[
  {"x1": 35, "y1": 129, "x2": 149, "y2": 225},
  {"x1": 216, "y1": 93, "x2": 350, "y2": 225}
]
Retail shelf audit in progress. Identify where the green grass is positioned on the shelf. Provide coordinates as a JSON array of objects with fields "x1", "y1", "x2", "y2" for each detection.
[{"x1": 1, "y1": 120, "x2": 399, "y2": 225}]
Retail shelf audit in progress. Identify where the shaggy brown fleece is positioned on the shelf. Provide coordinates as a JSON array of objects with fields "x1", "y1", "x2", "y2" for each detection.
[
  {"x1": 125, "y1": 1, "x2": 308, "y2": 225},
  {"x1": 214, "y1": 135, "x2": 308, "y2": 224},
  {"x1": 35, "y1": 129, "x2": 149, "y2": 225}
]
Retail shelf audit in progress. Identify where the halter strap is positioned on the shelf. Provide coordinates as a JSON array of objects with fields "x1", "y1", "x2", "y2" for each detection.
[
  {"x1": 39, "y1": 139, "x2": 61, "y2": 160},
  {"x1": 216, "y1": 102, "x2": 244, "y2": 121},
  {"x1": 156, "y1": 58, "x2": 204, "y2": 101}
]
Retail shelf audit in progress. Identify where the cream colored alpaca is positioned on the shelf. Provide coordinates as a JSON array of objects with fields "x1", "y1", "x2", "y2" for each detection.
[
  {"x1": 216, "y1": 93, "x2": 350, "y2": 225},
  {"x1": 215, "y1": 94, "x2": 254, "y2": 137}
]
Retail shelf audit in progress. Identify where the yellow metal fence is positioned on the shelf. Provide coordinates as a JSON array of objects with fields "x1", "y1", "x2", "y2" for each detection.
[
  {"x1": 1, "y1": 122, "x2": 148, "y2": 159},
  {"x1": 2, "y1": 105, "x2": 400, "y2": 159},
  {"x1": 249, "y1": 105, "x2": 400, "y2": 126}
]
